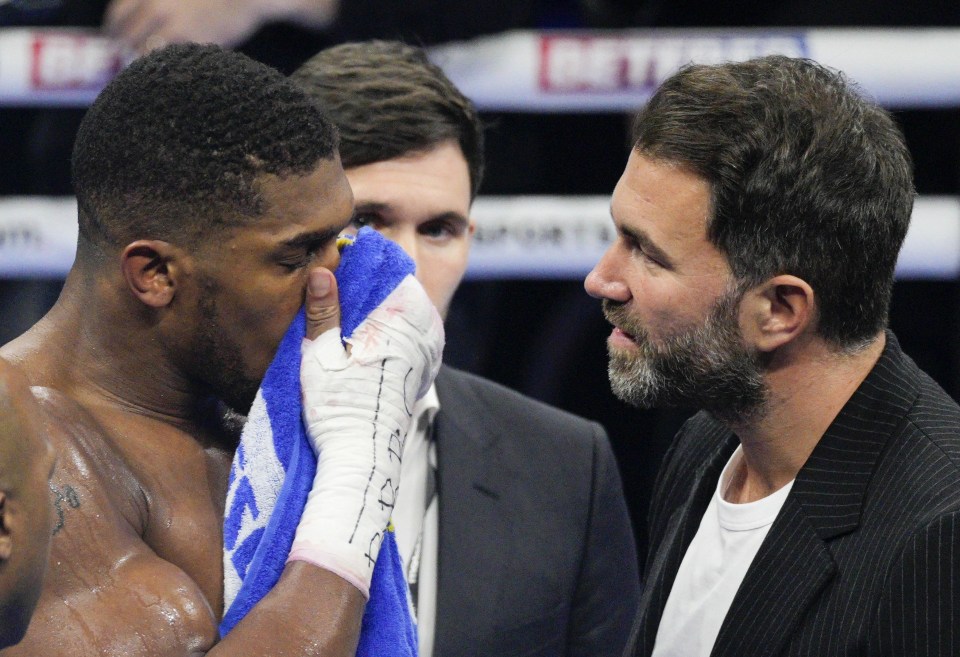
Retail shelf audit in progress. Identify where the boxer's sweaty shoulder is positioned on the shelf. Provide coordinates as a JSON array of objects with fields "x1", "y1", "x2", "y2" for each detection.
[{"x1": 1, "y1": 387, "x2": 227, "y2": 657}]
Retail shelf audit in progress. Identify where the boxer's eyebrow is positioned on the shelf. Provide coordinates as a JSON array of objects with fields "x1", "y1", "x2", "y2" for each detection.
[{"x1": 279, "y1": 219, "x2": 352, "y2": 250}]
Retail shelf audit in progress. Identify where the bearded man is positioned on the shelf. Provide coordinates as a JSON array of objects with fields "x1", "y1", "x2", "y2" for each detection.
[{"x1": 586, "y1": 56, "x2": 960, "y2": 657}]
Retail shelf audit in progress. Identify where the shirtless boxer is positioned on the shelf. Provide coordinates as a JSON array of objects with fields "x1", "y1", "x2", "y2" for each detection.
[
  {"x1": 0, "y1": 43, "x2": 440, "y2": 656},
  {"x1": 0, "y1": 359, "x2": 55, "y2": 648}
]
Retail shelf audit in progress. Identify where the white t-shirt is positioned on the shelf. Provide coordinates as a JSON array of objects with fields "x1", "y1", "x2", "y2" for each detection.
[{"x1": 651, "y1": 446, "x2": 795, "y2": 657}]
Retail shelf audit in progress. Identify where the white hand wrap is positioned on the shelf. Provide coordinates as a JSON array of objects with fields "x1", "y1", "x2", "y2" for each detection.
[{"x1": 288, "y1": 275, "x2": 444, "y2": 597}]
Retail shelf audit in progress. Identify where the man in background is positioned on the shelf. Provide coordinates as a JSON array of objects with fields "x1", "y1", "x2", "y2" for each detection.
[
  {"x1": 586, "y1": 55, "x2": 960, "y2": 656},
  {"x1": 0, "y1": 358, "x2": 55, "y2": 649},
  {"x1": 292, "y1": 40, "x2": 640, "y2": 657}
]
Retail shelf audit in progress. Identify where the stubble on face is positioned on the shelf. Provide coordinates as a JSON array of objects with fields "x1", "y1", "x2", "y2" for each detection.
[
  {"x1": 188, "y1": 277, "x2": 262, "y2": 415},
  {"x1": 602, "y1": 288, "x2": 768, "y2": 424}
]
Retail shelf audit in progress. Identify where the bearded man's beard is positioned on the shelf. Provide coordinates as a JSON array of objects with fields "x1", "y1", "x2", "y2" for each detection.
[{"x1": 603, "y1": 290, "x2": 768, "y2": 424}]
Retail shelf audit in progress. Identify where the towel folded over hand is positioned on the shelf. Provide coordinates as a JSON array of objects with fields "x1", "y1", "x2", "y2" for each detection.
[{"x1": 221, "y1": 227, "x2": 424, "y2": 655}]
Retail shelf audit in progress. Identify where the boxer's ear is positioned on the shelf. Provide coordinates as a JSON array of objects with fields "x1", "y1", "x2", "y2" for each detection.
[
  {"x1": 0, "y1": 491, "x2": 12, "y2": 561},
  {"x1": 120, "y1": 240, "x2": 180, "y2": 308},
  {"x1": 739, "y1": 275, "x2": 816, "y2": 353}
]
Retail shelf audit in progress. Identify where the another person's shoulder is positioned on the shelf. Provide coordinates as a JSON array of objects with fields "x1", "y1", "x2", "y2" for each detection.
[
  {"x1": 0, "y1": 359, "x2": 37, "y2": 425},
  {"x1": 0, "y1": 357, "x2": 27, "y2": 389},
  {"x1": 827, "y1": 338, "x2": 960, "y2": 537},
  {"x1": 435, "y1": 365, "x2": 605, "y2": 446},
  {"x1": 0, "y1": 358, "x2": 53, "y2": 649},
  {"x1": 907, "y1": 367, "x2": 960, "y2": 445},
  {"x1": 888, "y1": 343, "x2": 960, "y2": 470},
  {"x1": 434, "y1": 365, "x2": 633, "y2": 551},
  {"x1": 879, "y1": 357, "x2": 960, "y2": 518},
  {"x1": 434, "y1": 365, "x2": 618, "y2": 493}
]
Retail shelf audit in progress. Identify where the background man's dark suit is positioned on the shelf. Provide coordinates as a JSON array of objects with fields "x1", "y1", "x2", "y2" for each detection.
[
  {"x1": 629, "y1": 334, "x2": 960, "y2": 657},
  {"x1": 432, "y1": 366, "x2": 640, "y2": 657}
]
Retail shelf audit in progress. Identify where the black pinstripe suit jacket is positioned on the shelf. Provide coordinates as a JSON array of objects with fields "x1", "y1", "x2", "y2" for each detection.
[{"x1": 627, "y1": 333, "x2": 960, "y2": 657}]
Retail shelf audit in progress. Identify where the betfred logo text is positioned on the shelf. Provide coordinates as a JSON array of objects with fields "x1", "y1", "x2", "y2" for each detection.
[{"x1": 539, "y1": 34, "x2": 807, "y2": 93}]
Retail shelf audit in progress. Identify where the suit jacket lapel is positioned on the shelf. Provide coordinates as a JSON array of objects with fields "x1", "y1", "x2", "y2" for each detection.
[
  {"x1": 634, "y1": 431, "x2": 738, "y2": 657},
  {"x1": 431, "y1": 367, "x2": 516, "y2": 656},
  {"x1": 712, "y1": 332, "x2": 921, "y2": 657},
  {"x1": 711, "y1": 496, "x2": 836, "y2": 657}
]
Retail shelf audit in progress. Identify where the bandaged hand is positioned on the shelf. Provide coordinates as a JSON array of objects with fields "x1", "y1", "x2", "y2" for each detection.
[{"x1": 289, "y1": 272, "x2": 444, "y2": 597}]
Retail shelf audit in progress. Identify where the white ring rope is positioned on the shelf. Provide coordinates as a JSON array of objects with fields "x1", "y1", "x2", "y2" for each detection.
[
  {"x1": 3, "y1": 27, "x2": 960, "y2": 109},
  {"x1": 1, "y1": 28, "x2": 958, "y2": 280},
  {"x1": 429, "y1": 28, "x2": 960, "y2": 111},
  {"x1": 1, "y1": 195, "x2": 958, "y2": 279}
]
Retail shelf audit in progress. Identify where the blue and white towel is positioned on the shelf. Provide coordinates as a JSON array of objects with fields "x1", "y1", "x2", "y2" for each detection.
[{"x1": 221, "y1": 227, "x2": 418, "y2": 655}]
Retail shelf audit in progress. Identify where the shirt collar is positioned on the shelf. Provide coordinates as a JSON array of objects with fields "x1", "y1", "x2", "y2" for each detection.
[{"x1": 412, "y1": 382, "x2": 441, "y2": 432}]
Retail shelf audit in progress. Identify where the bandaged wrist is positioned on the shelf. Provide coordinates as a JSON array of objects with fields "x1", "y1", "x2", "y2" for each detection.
[{"x1": 289, "y1": 275, "x2": 444, "y2": 595}]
